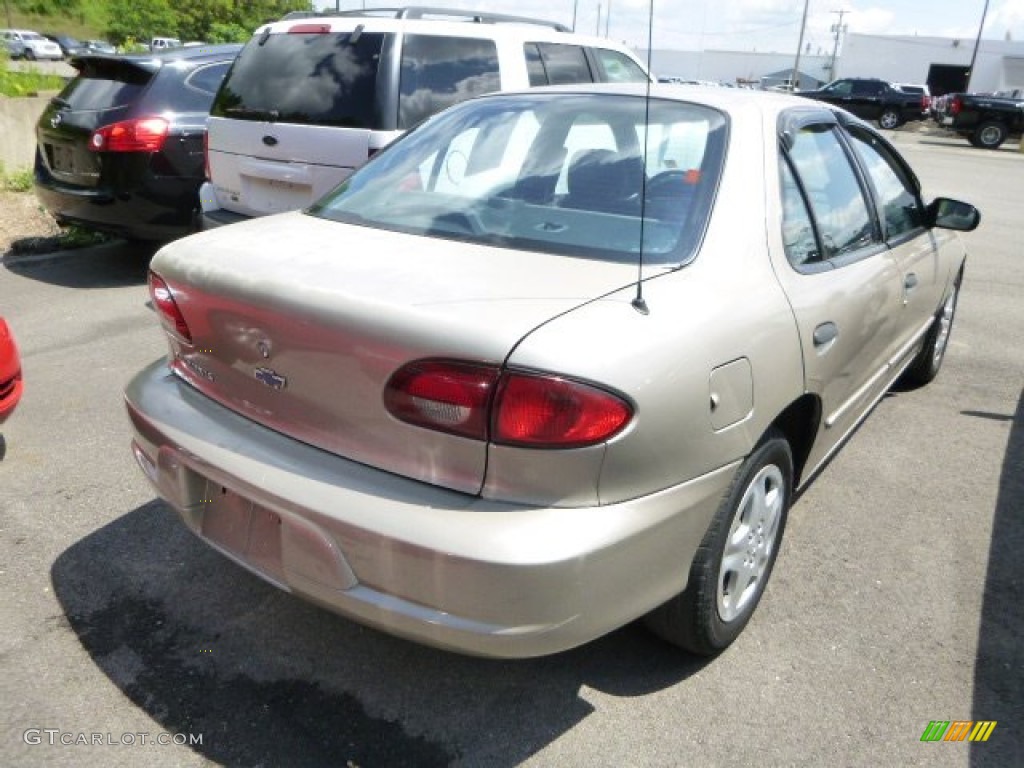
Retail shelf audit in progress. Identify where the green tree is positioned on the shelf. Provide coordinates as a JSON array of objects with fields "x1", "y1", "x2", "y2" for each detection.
[
  {"x1": 105, "y1": 0, "x2": 178, "y2": 44},
  {"x1": 174, "y1": 0, "x2": 311, "y2": 42}
]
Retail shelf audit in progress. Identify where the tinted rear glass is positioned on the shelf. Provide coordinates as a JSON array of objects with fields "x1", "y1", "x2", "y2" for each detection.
[
  {"x1": 212, "y1": 31, "x2": 386, "y2": 128},
  {"x1": 398, "y1": 35, "x2": 500, "y2": 129},
  {"x1": 58, "y1": 60, "x2": 153, "y2": 111}
]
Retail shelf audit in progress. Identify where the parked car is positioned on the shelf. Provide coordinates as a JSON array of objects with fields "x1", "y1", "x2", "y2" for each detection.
[
  {"x1": 798, "y1": 77, "x2": 928, "y2": 129},
  {"x1": 0, "y1": 316, "x2": 23, "y2": 424},
  {"x1": 894, "y1": 82, "x2": 931, "y2": 112},
  {"x1": 126, "y1": 84, "x2": 979, "y2": 658},
  {"x1": 149, "y1": 37, "x2": 181, "y2": 52},
  {"x1": 934, "y1": 90, "x2": 1024, "y2": 149},
  {"x1": 43, "y1": 33, "x2": 87, "y2": 58},
  {"x1": 0, "y1": 29, "x2": 63, "y2": 60},
  {"x1": 34, "y1": 44, "x2": 242, "y2": 242},
  {"x1": 82, "y1": 39, "x2": 117, "y2": 55},
  {"x1": 199, "y1": 7, "x2": 651, "y2": 228}
]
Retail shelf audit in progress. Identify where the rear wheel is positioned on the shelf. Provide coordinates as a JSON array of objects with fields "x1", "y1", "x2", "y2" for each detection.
[
  {"x1": 644, "y1": 430, "x2": 793, "y2": 655},
  {"x1": 972, "y1": 120, "x2": 1008, "y2": 149},
  {"x1": 879, "y1": 109, "x2": 902, "y2": 130}
]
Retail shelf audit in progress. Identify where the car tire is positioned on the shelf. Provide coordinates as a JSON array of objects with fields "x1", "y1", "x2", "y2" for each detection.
[
  {"x1": 972, "y1": 120, "x2": 1008, "y2": 150},
  {"x1": 644, "y1": 429, "x2": 793, "y2": 655},
  {"x1": 24, "y1": 49, "x2": 36, "y2": 61},
  {"x1": 878, "y1": 109, "x2": 902, "y2": 130},
  {"x1": 900, "y1": 270, "x2": 962, "y2": 388}
]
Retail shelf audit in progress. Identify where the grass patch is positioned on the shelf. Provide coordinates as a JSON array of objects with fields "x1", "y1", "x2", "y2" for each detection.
[
  {"x1": 0, "y1": 60, "x2": 67, "y2": 97},
  {"x1": 1, "y1": 167, "x2": 34, "y2": 193},
  {"x1": 59, "y1": 225, "x2": 110, "y2": 249}
]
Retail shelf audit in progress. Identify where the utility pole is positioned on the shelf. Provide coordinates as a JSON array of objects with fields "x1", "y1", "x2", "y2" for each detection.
[
  {"x1": 572, "y1": 0, "x2": 578, "y2": 31},
  {"x1": 596, "y1": 4, "x2": 602, "y2": 36},
  {"x1": 605, "y1": 0, "x2": 612, "y2": 37},
  {"x1": 828, "y1": 10, "x2": 849, "y2": 82},
  {"x1": 790, "y1": 0, "x2": 810, "y2": 92},
  {"x1": 966, "y1": 0, "x2": 991, "y2": 92}
]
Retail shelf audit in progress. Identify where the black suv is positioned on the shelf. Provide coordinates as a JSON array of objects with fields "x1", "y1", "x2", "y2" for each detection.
[
  {"x1": 798, "y1": 77, "x2": 927, "y2": 129},
  {"x1": 34, "y1": 44, "x2": 241, "y2": 242}
]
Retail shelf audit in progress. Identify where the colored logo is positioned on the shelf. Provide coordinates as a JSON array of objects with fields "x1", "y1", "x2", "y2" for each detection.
[{"x1": 920, "y1": 721, "x2": 997, "y2": 742}]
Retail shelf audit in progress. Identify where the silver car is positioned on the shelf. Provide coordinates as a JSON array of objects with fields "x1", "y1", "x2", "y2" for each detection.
[{"x1": 126, "y1": 84, "x2": 979, "y2": 658}]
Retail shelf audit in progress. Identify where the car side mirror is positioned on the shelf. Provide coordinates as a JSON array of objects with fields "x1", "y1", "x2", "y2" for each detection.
[{"x1": 926, "y1": 197, "x2": 980, "y2": 232}]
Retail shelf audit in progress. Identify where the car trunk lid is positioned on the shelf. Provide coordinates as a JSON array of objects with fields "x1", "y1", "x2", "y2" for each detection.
[{"x1": 151, "y1": 212, "x2": 639, "y2": 495}]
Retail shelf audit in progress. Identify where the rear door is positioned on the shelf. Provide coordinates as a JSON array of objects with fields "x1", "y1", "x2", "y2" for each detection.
[
  {"x1": 771, "y1": 111, "x2": 904, "y2": 471},
  {"x1": 36, "y1": 57, "x2": 157, "y2": 189}
]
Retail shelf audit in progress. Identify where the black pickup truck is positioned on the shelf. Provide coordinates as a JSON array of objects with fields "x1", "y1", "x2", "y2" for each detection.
[
  {"x1": 797, "y1": 77, "x2": 928, "y2": 129},
  {"x1": 934, "y1": 89, "x2": 1024, "y2": 149}
]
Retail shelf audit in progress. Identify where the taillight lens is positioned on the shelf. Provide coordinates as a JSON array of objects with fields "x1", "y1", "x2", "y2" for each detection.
[
  {"x1": 493, "y1": 372, "x2": 632, "y2": 448},
  {"x1": 950, "y1": 97, "x2": 961, "y2": 117},
  {"x1": 384, "y1": 360, "x2": 632, "y2": 448},
  {"x1": 384, "y1": 360, "x2": 498, "y2": 440},
  {"x1": 148, "y1": 272, "x2": 192, "y2": 343},
  {"x1": 89, "y1": 117, "x2": 169, "y2": 153}
]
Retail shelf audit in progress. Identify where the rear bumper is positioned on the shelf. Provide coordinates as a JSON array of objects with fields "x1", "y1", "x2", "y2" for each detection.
[
  {"x1": 197, "y1": 182, "x2": 252, "y2": 229},
  {"x1": 125, "y1": 359, "x2": 734, "y2": 658},
  {"x1": 34, "y1": 155, "x2": 201, "y2": 242}
]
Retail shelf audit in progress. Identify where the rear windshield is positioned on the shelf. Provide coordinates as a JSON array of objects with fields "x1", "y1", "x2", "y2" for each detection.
[
  {"x1": 58, "y1": 60, "x2": 153, "y2": 111},
  {"x1": 310, "y1": 93, "x2": 727, "y2": 266},
  {"x1": 211, "y1": 31, "x2": 386, "y2": 128}
]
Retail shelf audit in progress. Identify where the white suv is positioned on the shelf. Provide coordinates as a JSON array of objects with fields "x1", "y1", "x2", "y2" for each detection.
[
  {"x1": 1, "y1": 29, "x2": 63, "y2": 60},
  {"x1": 198, "y1": 7, "x2": 651, "y2": 227}
]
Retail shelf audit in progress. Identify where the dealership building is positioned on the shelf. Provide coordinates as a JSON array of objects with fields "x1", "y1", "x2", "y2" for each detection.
[{"x1": 644, "y1": 33, "x2": 1024, "y2": 94}]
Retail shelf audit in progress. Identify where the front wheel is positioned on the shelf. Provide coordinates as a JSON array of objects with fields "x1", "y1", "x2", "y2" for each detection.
[
  {"x1": 900, "y1": 272, "x2": 962, "y2": 387},
  {"x1": 24, "y1": 49, "x2": 36, "y2": 61},
  {"x1": 879, "y1": 109, "x2": 902, "y2": 130},
  {"x1": 644, "y1": 430, "x2": 793, "y2": 655}
]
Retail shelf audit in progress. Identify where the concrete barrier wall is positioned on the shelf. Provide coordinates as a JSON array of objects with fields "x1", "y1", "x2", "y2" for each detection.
[{"x1": 0, "y1": 95, "x2": 51, "y2": 172}]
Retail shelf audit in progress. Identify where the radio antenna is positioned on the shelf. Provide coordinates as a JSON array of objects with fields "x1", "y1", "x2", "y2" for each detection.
[{"x1": 631, "y1": 0, "x2": 655, "y2": 315}]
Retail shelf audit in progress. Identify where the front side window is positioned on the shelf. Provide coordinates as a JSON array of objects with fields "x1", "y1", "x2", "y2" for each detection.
[
  {"x1": 211, "y1": 31, "x2": 386, "y2": 128},
  {"x1": 311, "y1": 94, "x2": 727, "y2": 266},
  {"x1": 398, "y1": 35, "x2": 500, "y2": 129},
  {"x1": 845, "y1": 126, "x2": 923, "y2": 240},
  {"x1": 824, "y1": 80, "x2": 853, "y2": 95},
  {"x1": 785, "y1": 125, "x2": 877, "y2": 260}
]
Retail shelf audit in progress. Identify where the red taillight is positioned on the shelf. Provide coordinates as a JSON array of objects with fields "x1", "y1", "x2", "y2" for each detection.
[
  {"x1": 493, "y1": 372, "x2": 632, "y2": 448},
  {"x1": 950, "y1": 96, "x2": 962, "y2": 117},
  {"x1": 384, "y1": 360, "x2": 633, "y2": 448},
  {"x1": 288, "y1": 23, "x2": 330, "y2": 34},
  {"x1": 148, "y1": 272, "x2": 192, "y2": 343},
  {"x1": 89, "y1": 117, "x2": 169, "y2": 153}
]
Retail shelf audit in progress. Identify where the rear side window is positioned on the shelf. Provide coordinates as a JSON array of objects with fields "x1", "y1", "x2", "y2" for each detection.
[
  {"x1": 58, "y1": 60, "x2": 152, "y2": 110},
  {"x1": 524, "y1": 43, "x2": 594, "y2": 85},
  {"x1": 143, "y1": 61, "x2": 233, "y2": 114},
  {"x1": 398, "y1": 35, "x2": 500, "y2": 129},
  {"x1": 212, "y1": 31, "x2": 386, "y2": 128},
  {"x1": 593, "y1": 49, "x2": 648, "y2": 83}
]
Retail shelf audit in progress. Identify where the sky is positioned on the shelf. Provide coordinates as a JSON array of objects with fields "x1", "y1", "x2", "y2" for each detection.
[{"x1": 313, "y1": 1, "x2": 1024, "y2": 55}]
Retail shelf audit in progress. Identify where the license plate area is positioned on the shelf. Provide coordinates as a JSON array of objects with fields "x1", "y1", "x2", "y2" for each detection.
[
  {"x1": 48, "y1": 143, "x2": 75, "y2": 174},
  {"x1": 200, "y1": 481, "x2": 287, "y2": 584}
]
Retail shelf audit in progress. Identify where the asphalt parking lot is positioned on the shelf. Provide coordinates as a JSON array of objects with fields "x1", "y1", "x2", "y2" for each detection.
[{"x1": 0, "y1": 128, "x2": 1021, "y2": 767}]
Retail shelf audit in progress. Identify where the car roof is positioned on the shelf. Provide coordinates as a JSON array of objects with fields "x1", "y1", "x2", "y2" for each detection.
[
  {"x1": 255, "y1": 12, "x2": 637, "y2": 49},
  {"x1": 471, "y1": 81, "x2": 813, "y2": 116},
  {"x1": 71, "y1": 43, "x2": 242, "y2": 71}
]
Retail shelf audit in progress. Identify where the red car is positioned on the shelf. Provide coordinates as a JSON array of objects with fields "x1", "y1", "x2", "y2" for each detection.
[{"x1": 0, "y1": 317, "x2": 23, "y2": 423}]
